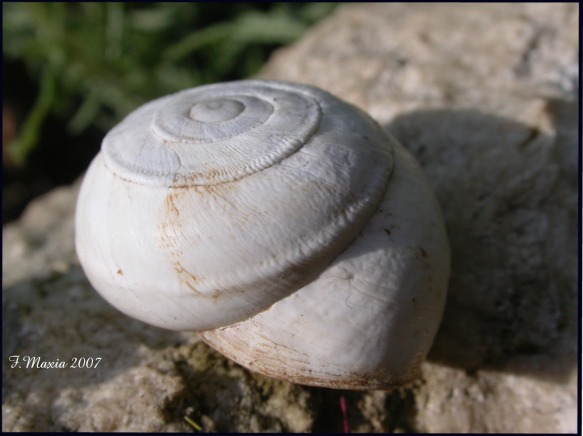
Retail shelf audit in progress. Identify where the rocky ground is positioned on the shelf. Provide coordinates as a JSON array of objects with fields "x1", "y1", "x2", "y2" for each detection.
[{"x1": 2, "y1": 3, "x2": 578, "y2": 432}]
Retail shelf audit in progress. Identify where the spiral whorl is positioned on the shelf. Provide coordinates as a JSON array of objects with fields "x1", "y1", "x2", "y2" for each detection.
[{"x1": 103, "y1": 81, "x2": 322, "y2": 186}]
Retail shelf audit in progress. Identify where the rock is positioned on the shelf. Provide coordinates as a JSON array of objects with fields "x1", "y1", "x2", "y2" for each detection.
[
  {"x1": 3, "y1": 3, "x2": 577, "y2": 433},
  {"x1": 261, "y1": 2, "x2": 578, "y2": 433},
  {"x1": 2, "y1": 183, "x2": 317, "y2": 432}
]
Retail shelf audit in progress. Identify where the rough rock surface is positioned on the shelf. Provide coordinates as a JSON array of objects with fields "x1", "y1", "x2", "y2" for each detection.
[{"x1": 3, "y1": 3, "x2": 578, "y2": 432}]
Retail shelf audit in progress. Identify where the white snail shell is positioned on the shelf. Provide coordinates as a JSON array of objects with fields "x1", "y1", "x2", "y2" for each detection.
[{"x1": 75, "y1": 80, "x2": 450, "y2": 390}]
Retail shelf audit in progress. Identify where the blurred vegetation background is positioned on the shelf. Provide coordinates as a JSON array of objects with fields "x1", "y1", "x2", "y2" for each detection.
[{"x1": 3, "y1": 2, "x2": 338, "y2": 223}]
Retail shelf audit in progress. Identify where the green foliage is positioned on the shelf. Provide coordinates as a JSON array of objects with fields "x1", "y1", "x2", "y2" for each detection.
[{"x1": 3, "y1": 2, "x2": 337, "y2": 165}]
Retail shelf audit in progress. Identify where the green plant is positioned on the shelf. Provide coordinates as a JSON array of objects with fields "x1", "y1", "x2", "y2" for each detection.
[{"x1": 3, "y1": 2, "x2": 337, "y2": 165}]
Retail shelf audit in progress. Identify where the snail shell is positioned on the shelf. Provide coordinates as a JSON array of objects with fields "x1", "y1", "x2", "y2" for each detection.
[{"x1": 75, "y1": 80, "x2": 450, "y2": 390}]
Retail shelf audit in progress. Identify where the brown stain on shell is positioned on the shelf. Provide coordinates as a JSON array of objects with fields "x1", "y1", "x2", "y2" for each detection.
[
  {"x1": 159, "y1": 184, "x2": 237, "y2": 300},
  {"x1": 165, "y1": 191, "x2": 181, "y2": 217},
  {"x1": 160, "y1": 188, "x2": 202, "y2": 295}
]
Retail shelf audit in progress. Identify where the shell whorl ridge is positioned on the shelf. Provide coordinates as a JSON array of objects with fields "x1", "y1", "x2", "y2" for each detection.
[
  {"x1": 75, "y1": 80, "x2": 450, "y2": 390},
  {"x1": 103, "y1": 81, "x2": 323, "y2": 186}
]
